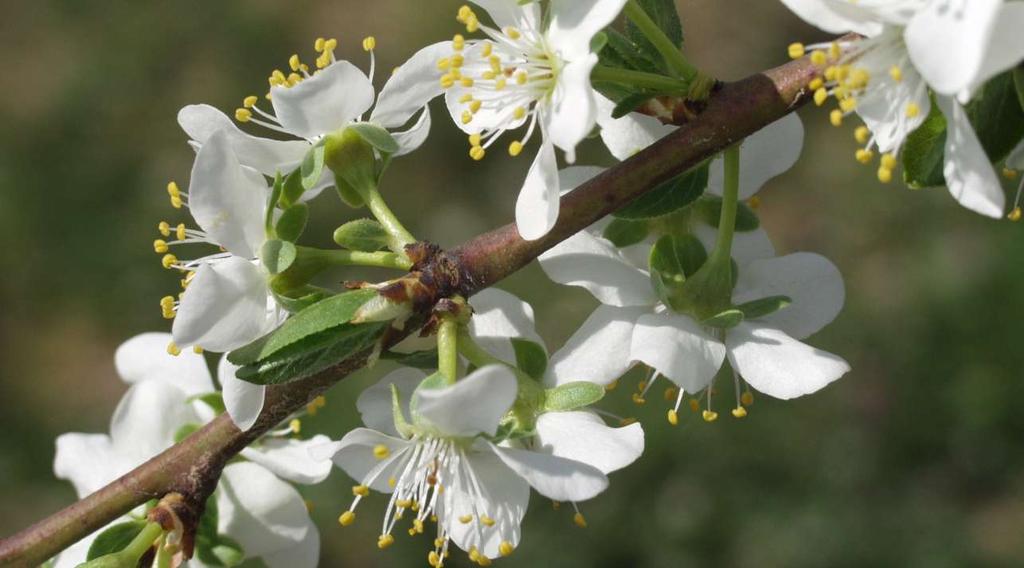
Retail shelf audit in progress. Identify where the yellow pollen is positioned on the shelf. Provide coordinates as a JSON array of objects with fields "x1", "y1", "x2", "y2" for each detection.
[
  {"x1": 813, "y1": 88, "x2": 828, "y2": 107},
  {"x1": 468, "y1": 133, "x2": 482, "y2": 146},
  {"x1": 461, "y1": 77, "x2": 475, "y2": 88},
  {"x1": 362, "y1": 36, "x2": 376, "y2": 51},
  {"x1": 352, "y1": 484, "x2": 369, "y2": 497},
  {"x1": 787, "y1": 42, "x2": 805, "y2": 59},
  {"x1": 880, "y1": 153, "x2": 897, "y2": 170},
  {"x1": 377, "y1": 534, "x2": 395, "y2": 549},
  {"x1": 747, "y1": 195, "x2": 762, "y2": 210},
  {"x1": 469, "y1": 99, "x2": 482, "y2": 113},
  {"x1": 192, "y1": 346, "x2": 203, "y2": 354},
  {"x1": 481, "y1": 42, "x2": 493, "y2": 57},
  {"x1": 877, "y1": 167, "x2": 893, "y2": 184},
  {"x1": 158, "y1": 221, "x2": 171, "y2": 237},
  {"x1": 482, "y1": 70, "x2": 497, "y2": 80},
  {"x1": 160, "y1": 295, "x2": 175, "y2": 308},
  {"x1": 324, "y1": 38, "x2": 337, "y2": 52},
  {"x1": 477, "y1": 556, "x2": 492, "y2": 566},
  {"x1": 494, "y1": 77, "x2": 507, "y2": 90},
  {"x1": 516, "y1": 71, "x2": 528, "y2": 85},
  {"x1": 1008, "y1": 206, "x2": 1022, "y2": 222},
  {"x1": 906, "y1": 103, "x2": 920, "y2": 118},
  {"x1": 428, "y1": 551, "x2": 441, "y2": 567},
  {"x1": 453, "y1": 34, "x2": 465, "y2": 51},
  {"x1": 161, "y1": 254, "x2": 178, "y2": 269},
  {"x1": 505, "y1": 26, "x2": 521, "y2": 40},
  {"x1": 605, "y1": 379, "x2": 619, "y2": 391},
  {"x1": 413, "y1": 519, "x2": 425, "y2": 534},
  {"x1": 289, "y1": 419, "x2": 301, "y2": 434},
  {"x1": 338, "y1": 510, "x2": 356, "y2": 526},
  {"x1": 839, "y1": 97, "x2": 857, "y2": 113},
  {"x1": 287, "y1": 73, "x2": 302, "y2": 87},
  {"x1": 573, "y1": 512, "x2": 587, "y2": 528},
  {"x1": 810, "y1": 50, "x2": 827, "y2": 66},
  {"x1": 452, "y1": 54, "x2": 465, "y2": 68},
  {"x1": 459, "y1": 94, "x2": 474, "y2": 104},
  {"x1": 508, "y1": 141, "x2": 523, "y2": 157},
  {"x1": 809, "y1": 77, "x2": 824, "y2": 91},
  {"x1": 395, "y1": 499, "x2": 413, "y2": 509},
  {"x1": 167, "y1": 181, "x2": 180, "y2": 198},
  {"x1": 469, "y1": 146, "x2": 486, "y2": 161},
  {"x1": 440, "y1": 73, "x2": 456, "y2": 89},
  {"x1": 889, "y1": 65, "x2": 903, "y2": 82},
  {"x1": 243, "y1": 95, "x2": 258, "y2": 109},
  {"x1": 667, "y1": 409, "x2": 679, "y2": 426},
  {"x1": 459, "y1": 514, "x2": 473, "y2": 524},
  {"x1": 850, "y1": 69, "x2": 870, "y2": 89},
  {"x1": 824, "y1": 66, "x2": 838, "y2": 82},
  {"x1": 373, "y1": 444, "x2": 390, "y2": 459},
  {"x1": 153, "y1": 239, "x2": 169, "y2": 254},
  {"x1": 741, "y1": 391, "x2": 754, "y2": 406},
  {"x1": 855, "y1": 149, "x2": 875, "y2": 164},
  {"x1": 288, "y1": 54, "x2": 301, "y2": 72},
  {"x1": 513, "y1": 106, "x2": 526, "y2": 120},
  {"x1": 480, "y1": 515, "x2": 495, "y2": 527},
  {"x1": 235, "y1": 108, "x2": 252, "y2": 122},
  {"x1": 499, "y1": 541, "x2": 514, "y2": 557},
  {"x1": 732, "y1": 406, "x2": 748, "y2": 418},
  {"x1": 631, "y1": 392, "x2": 646, "y2": 405},
  {"x1": 437, "y1": 57, "x2": 451, "y2": 71},
  {"x1": 166, "y1": 341, "x2": 181, "y2": 356},
  {"x1": 176, "y1": 223, "x2": 186, "y2": 241},
  {"x1": 314, "y1": 37, "x2": 325, "y2": 52},
  {"x1": 1002, "y1": 167, "x2": 1018, "y2": 180},
  {"x1": 854, "y1": 126, "x2": 870, "y2": 144},
  {"x1": 829, "y1": 110, "x2": 844, "y2": 127},
  {"x1": 829, "y1": 42, "x2": 841, "y2": 60},
  {"x1": 461, "y1": 110, "x2": 473, "y2": 125},
  {"x1": 702, "y1": 410, "x2": 719, "y2": 422},
  {"x1": 387, "y1": 476, "x2": 396, "y2": 488},
  {"x1": 271, "y1": 69, "x2": 286, "y2": 83}
]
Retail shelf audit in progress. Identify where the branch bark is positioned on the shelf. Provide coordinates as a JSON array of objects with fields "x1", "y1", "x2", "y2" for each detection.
[{"x1": 0, "y1": 54, "x2": 818, "y2": 567}]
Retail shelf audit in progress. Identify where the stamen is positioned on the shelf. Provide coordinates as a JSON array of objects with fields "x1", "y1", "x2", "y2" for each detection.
[
  {"x1": 166, "y1": 341, "x2": 181, "y2": 356},
  {"x1": 362, "y1": 36, "x2": 376, "y2": 51},
  {"x1": 374, "y1": 444, "x2": 390, "y2": 459},
  {"x1": 338, "y1": 510, "x2": 356, "y2": 526},
  {"x1": 788, "y1": 42, "x2": 805, "y2": 59}
]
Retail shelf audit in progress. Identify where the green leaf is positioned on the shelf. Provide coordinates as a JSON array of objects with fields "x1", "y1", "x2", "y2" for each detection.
[
  {"x1": 381, "y1": 349, "x2": 439, "y2": 369},
  {"x1": 266, "y1": 172, "x2": 285, "y2": 229},
  {"x1": 736, "y1": 295, "x2": 791, "y2": 320},
  {"x1": 695, "y1": 195, "x2": 760, "y2": 232},
  {"x1": 333, "y1": 218, "x2": 390, "y2": 252},
  {"x1": 197, "y1": 494, "x2": 219, "y2": 544},
  {"x1": 173, "y1": 423, "x2": 201, "y2": 443},
  {"x1": 280, "y1": 168, "x2": 306, "y2": 207},
  {"x1": 610, "y1": 92, "x2": 656, "y2": 119},
  {"x1": 349, "y1": 122, "x2": 400, "y2": 154},
  {"x1": 602, "y1": 218, "x2": 650, "y2": 247},
  {"x1": 300, "y1": 143, "x2": 326, "y2": 190},
  {"x1": 188, "y1": 392, "x2": 226, "y2": 415},
  {"x1": 204, "y1": 538, "x2": 245, "y2": 567},
  {"x1": 600, "y1": 29, "x2": 662, "y2": 77},
  {"x1": 614, "y1": 164, "x2": 708, "y2": 220},
  {"x1": 542, "y1": 381, "x2": 605, "y2": 412},
  {"x1": 902, "y1": 97, "x2": 947, "y2": 188},
  {"x1": 702, "y1": 308, "x2": 744, "y2": 329},
  {"x1": 87, "y1": 521, "x2": 147, "y2": 561},
  {"x1": 625, "y1": 0, "x2": 684, "y2": 74},
  {"x1": 229, "y1": 288, "x2": 378, "y2": 366},
  {"x1": 966, "y1": 71, "x2": 1024, "y2": 162},
  {"x1": 590, "y1": 31, "x2": 608, "y2": 54},
  {"x1": 1014, "y1": 66, "x2": 1024, "y2": 113},
  {"x1": 275, "y1": 203, "x2": 309, "y2": 242},
  {"x1": 273, "y1": 285, "x2": 334, "y2": 314},
  {"x1": 196, "y1": 495, "x2": 245, "y2": 567},
  {"x1": 511, "y1": 339, "x2": 548, "y2": 380},
  {"x1": 260, "y1": 239, "x2": 297, "y2": 275}
]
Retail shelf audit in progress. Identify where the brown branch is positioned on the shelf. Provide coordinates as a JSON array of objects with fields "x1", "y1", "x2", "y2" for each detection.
[{"x1": 0, "y1": 54, "x2": 818, "y2": 568}]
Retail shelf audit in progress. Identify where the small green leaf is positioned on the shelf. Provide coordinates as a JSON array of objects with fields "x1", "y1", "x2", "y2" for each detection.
[
  {"x1": 87, "y1": 521, "x2": 148, "y2": 561},
  {"x1": 695, "y1": 195, "x2": 760, "y2": 232},
  {"x1": 260, "y1": 239, "x2": 297, "y2": 275},
  {"x1": 349, "y1": 122, "x2": 400, "y2": 154},
  {"x1": 542, "y1": 382, "x2": 605, "y2": 412},
  {"x1": 333, "y1": 219, "x2": 390, "y2": 252},
  {"x1": 602, "y1": 218, "x2": 650, "y2": 247},
  {"x1": 615, "y1": 164, "x2": 708, "y2": 220},
  {"x1": 599, "y1": 29, "x2": 662, "y2": 78},
  {"x1": 381, "y1": 349, "x2": 439, "y2": 369},
  {"x1": 902, "y1": 97, "x2": 947, "y2": 188},
  {"x1": 626, "y1": 0, "x2": 684, "y2": 50},
  {"x1": 390, "y1": 383, "x2": 414, "y2": 438},
  {"x1": 300, "y1": 143, "x2": 326, "y2": 190},
  {"x1": 966, "y1": 71, "x2": 1024, "y2": 162},
  {"x1": 280, "y1": 168, "x2": 306, "y2": 207},
  {"x1": 511, "y1": 339, "x2": 548, "y2": 380},
  {"x1": 266, "y1": 172, "x2": 284, "y2": 229},
  {"x1": 702, "y1": 308, "x2": 744, "y2": 329},
  {"x1": 736, "y1": 295, "x2": 791, "y2": 320},
  {"x1": 173, "y1": 423, "x2": 201, "y2": 443},
  {"x1": 334, "y1": 173, "x2": 366, "y2": 208},
  {"x1": 273, "y1": 285, "x2": 334, "y2": 314},
  {"x1": 275, "y1": 203, "x2": 309, "y2": 242}
]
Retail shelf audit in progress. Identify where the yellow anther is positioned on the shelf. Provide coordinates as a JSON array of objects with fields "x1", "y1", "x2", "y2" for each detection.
[
  {"x1": 459, "y1": 93, "x2": 474, "y2": 104},
  {"x1": 158, "y1": 221, "x2": 171, "y2": 237},
  {"x1": 461, "y1": 110, "x2": 473, "y2": 125},
  {"x1": 167, "y1": 341, "x2": 181, "y2": 356},
  {"x1": 440, "y1": 74, "x2": 455, "y2": 89},
  {"x1": 1008, "y1": 206, "x2": 1022, "y2": 222},
  {"x1": 167, "y1": 181, "x2": 180, "y2": 198},
  {"x1": 437, "y1": 57, "x2": 451, "y2": 71},
  {"x1": 732, "y1": 406, "x2": 748, "y2": 418},
  {"x1": 459, "y1": 514, "x2": 473, "y2": 524},
  {"x1": 829, "y1": 42, "x2": 841, "y2": 61},
  {"x1": 288, "y1": 54, "x2": 301, "y2": 72},
  {"x1": 461, "y1": 77, "x2": 475, "y2": 88},
  {"x1": 161, "y1": 254, "x2": 178, "y2": 269},
  {"x1": 160, "y1": 295, "x2": 175, "y2": 308},
  {"x1": 573, "y1": 512, "x2": 587, "y2": 528},
  {"x1": 271, "y1": 69, "x2": 286, "y2": 83},
  {"x1": 173, "y1": 224, "x2": 185, "y2": 242},
  {"x1": 620, "y1": 417, "x2": 637, "y2": 426},
  {"x1": 508, "y1": 141, "x2": 524, "y2": 157},
  {"x1": 855, "y1": 149, "x2": 875, "y2": 164},
  {"x1": 395, "y1": 499, "x2": 414, "y2": 509},
  {"x1": 809, "y1": 77, "x2": 824, "y2": 91},
  {"x1": 499, "y1": 541, "x2": 514, "y2": 557},
  {"x1": 477, "y1": 555, "x2": 492, "y2": 566},
  {"x1": 469, "y1": 146, "x2": 486, "y2": 161},
  {"x1": 787, "y1": 42, "x2": 805, "y2": 59},
  {"x1": 836, "y1": 65, "x2": 850, "y2": 81},
  {"x1": 494, "y1": 77, "x2": 507, "y2": 90},
  {"x1": 605, "y1": 379, "x2": 619, "y2": 391},
  {"x1": 338, "y1": 510, "x2": 356, "y2": 526},
  {"x1": 667, "y1": 409, "x2": 679, "y2": 426},
  {"x1": 161, "y1": 310, "x2": 175, "y2": 321},
  {"x1": 468, "y1": 134, "x2": 482, "y2": 147},
  {"x1": 387, "y1": 476, "x2": 396, "y2": 488},
  {"x1": 702, "y1": 410, "x2": 719, "y2": 422},
  {"x1": 513, "y1": 106, "x2": 526, "y2": 120},
  {"x1": 352, "y1": 484, "x2": 370, "y2": 497},
  {"x1": 880, "y1": 153, "x2": 897, "y2": 170},
  {"x1": 235, "y1": 108, "x2": 252, "y2": 122},
  {"x1": 839, "y1": 97, "x2": 857, "y2": 113},
  {"x1": 457, "y1": 5, "x2": 474, "y2": 20},
  {"x1": 465, "y1": 16, "x2": 480, "y2": 33},
  {"x1": 362, "y1": 36, "x2": 376, "y2": 51},
  {"x1": 829, "y1": 109, "x2": 844, "y2": 127},
  {"x1": 481, "y1": 42, "x2": 493, "y2": 57},
  {"x1": 480, "y1": 515, "x2": 495, "y2": 527},
  {"x1": 153, "y1": 239, "x2": 169, "y2": 254},
  {"x1": 906, "y1": 103, "x2": 920, "y2": 118},
  {"x1": 854, "y1": 126, "x2": 870, "y2": 144},
  {"x1": 850, "y1": 69, "x2": 870, "y2": 89},
  {"x1": 413, "y1": 519, "x2": 425, "y2": 534},
  {"x1": 481, "y1": 70, "x2": 497, "y2": 80},
  {"x1": 241, "y1": 95, "x2": 258, "y2": 109},
  {"x1": 516, "y1": 71, "x2": 528, "y2": 85},
  {"x1": 287, "y1": 73, "x2": 302, "y2": 86},
  {"x1": 810, "y1": 50, "x2": 827, "y2": 66},
  {"x1": 469, "y1": 99, "x2": 482, "y2": 113},
  {"x1": 428, "y1": 551, "x2": 442, "y2": 567},
  {"x1": 453, "y1": 34, "x2": 465, "y2": 51},
  {"x1": 741, "y1": 391, "x2": 754, "y2": 406},
  {"x1": 452, "y1": 54, "x2": 465, "y2": 68},
  {"x1": 824, "y1": 66, "x2": 838, "y2": 81},
  {"x1": 631, "y1": 392, "x2": 646, "y2": 405},
  {"x1": 889, "y1": 65, "x2": 903, "y2": 82},
  {"x1": 505, "y1": 26, "x2": 521, "y2": 40},
  {"x1": 192, "y1": 345, "x2": 203, "y2": 354},
  {"x1": 315, "y1": 54, "x2": 330, "y2": 69},
  {"x1": 377, "y1": 534, "x2": 395, "y2": 549},
  {"x1": 813, "y1": 88, "x2": 828, "y2": 107},
  {"x1": 324, "y1": 38, "x2": 338, "y2": 52},
  {"x1": 877, "y1": 167, "x2": 893, "y2": 184},
  {"x1": 373, "y1": 444, "x2": 390, "y2": 459},
  {"x1": 289, "y1": 418, "x2": 301, "y2": 434},
  {"x1": 314, "y1": 37, "x2": 326, "y2": 52}
]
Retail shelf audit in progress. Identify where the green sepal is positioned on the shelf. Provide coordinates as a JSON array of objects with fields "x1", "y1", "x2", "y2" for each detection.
[
  {"x1": 695, "y1": 194, "x2": 760, "y2": 232},
  {"x1": 701, "y1": 308, "x2": 744, "y2": 329},
  {"x1": 86, "y1": 521, "x2": 148, "y2": 561},
  {"x1": 275, "y1": 203, "x2": 309, "y2": 242},
  {"x1": 300, "y1": 141, "x2": 326, "y2": 191},
  {"x1": 333, "y1": 218, "x2": 390, "y2": 252},
  {"x1": 736, "y1": 295, "x2": 791, "y2": 320},
  {"x1": 649, "y1": 234, "x2": 708, "y2": 309},
  {"x1": 410, "y1": 371, "x2": 450, "y2": 427},
  {"x1": 380, "y1": 349, "x2": 439, "y2": 369},
  {"x1": 334, "y1": 173, "x2": 366, "y2": 208},
  {"x1": 511, "y1": 338, "x2": 548, "y2": 380},
  {"x1": 273, "y1": 285, "x2": 334, "y2": 314},
  {"x1": 614, "y1": 164, "x2": 708, "y2": 220},
  {"x1": 602, "y1": 218, "x2": 650, "y2": 247},
  {"x1": 173, "y1": 423, "x2": 201, "y2": 443},
  {"x1": 348, "y1": 122, "x2": 400, "y2": 154},
  {"x1": 260, "y1": 239, "x2": 297, "y2": 275},
  {"x1": 673, "y1": 257, "x2": 736, "y2": 321},
  {"x1": 391, "y1": 383, "x2": 415, "y2": 438},
  {"x1": 279, "y1": 168, "x2": 306, "y2": 208},
  {"x1": 542, "y1": 381, "x2": 605, "y2": 412},
  {"x1": 324, "y1": 128, "x2": 377, "y2": 197},
  {"x1": 265, "y1": 172, "x2": 285, "y2": 231}
]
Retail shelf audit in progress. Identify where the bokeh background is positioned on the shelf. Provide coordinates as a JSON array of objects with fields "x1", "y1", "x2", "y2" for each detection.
[{"x1": 2, "y1": 1, "x2": 1023, "y2": 566}]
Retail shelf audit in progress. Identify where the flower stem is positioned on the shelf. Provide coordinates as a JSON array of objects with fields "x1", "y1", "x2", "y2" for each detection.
[
  {"x1": 623, "y1": 0, "x2": 696, "y2": 81},
  {"x1": 711, "y1": 145, "x2": 740, "y2": 265},
  {"x1": 122, "y1": 522, "x2": 163, "y2": 562},
  {"x1": 359, "y1": 185, "x2": 417, "y2": 251},
  {"x1": 315, "y1": 248, "x2": 413, "y2": 271},
  {"x1": 591, "y1": 65, "x2": 689, "y2": 93},
  {"x1": 437, "y1": 317, "x2": 459, "y2": 385}
]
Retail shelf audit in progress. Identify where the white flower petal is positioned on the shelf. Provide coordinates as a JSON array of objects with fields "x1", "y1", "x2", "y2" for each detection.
[
  {"x1": 727, "y1": 322, "x2": 850, "y2": 400},
  {"x1": 471, "y1": 0, "x2": 541, "y2": 31},
  {"x1": 443, "y1": 449, "x2": 528, "y2": 559},
  {"x1": 467, "y1": 288, "x2": 544, "y2": 363},
  {"x1": 595, "y1": 95, "x2": 674, "y2": 160},
  {"x1": 311, "y1": 428, "x2": 412, "y2": 493},
  {"x1": 956, "y1": 2, "x2": 1024, "y2": 102},
  {"x1": 776, "y1": 0, "x2": 884, "y2": 35},
  {"x1": 177, "y1": 104, "x2": 308, "y2": 176},
  {"x1": 110, "y1": 381, "x2": 194, "y2": 462},
  {"x1": 630, "y1": 312, "x2": 726, "y2": 393},
  {"x1": 546, "y1": 305, "x2": 646, "y2": 387},
  {"x1": 515, "y1": 140, "x2": 561, "y2": 240},
  {"x1": 693, "y1": 224, "x2": 776, "y2": 267},
  {"x1": 54, "y1": 433, "x2": 123, "y2": 498},
  {"x1": 488, "y1": 442, "x2": 608, "y2": 502},
  {"x1": 218, "y1": 355, "x2": 266, "y2": 432},
  {"x1": 370, "y1": 41, "x2": 452, "y2": 128},
  {"x1": 260, "y1": 517, "x2": 320, "y2": 568},
  {"x1": 356, "y1": 367, "x2": 427, "y2": 437},
  {"x1": 217, "y1": 462, "x2": 311, "y2": 558},
  {"x1": 855, "y1": 33, "x2": 932, "y2": 154},
  {"x1": 270, "y1": 61, "x2": 375, "y2": 139},
  {"x1": 707, "y1": 113, "x2": 804, "y2": 199},
  {"x1": 546, "y1": 55, "x2": 600, "y2": 160},
  {"x1": 1008, "y1": 139, "x2": 1024, "y2": 170},
  {"x1": 904, "y1": 0, "x2": 1000, "y2": 96},
  {"x1": 240, "y1": 435, "x2": 333, "y2": 485},
  {"x1": 548, "y1": 0, "x2": 629, "y2": 61},
  {"x1": 538, "y1": 228, "x2": 656, "y2": 307},
  {"x1": 414, "y1": 366, "x2": 518, "y2": 437},
  {"x1": 937, "y1": 95, "x2": 1005, "y2": 218},
  {"x1": 188, "y1": 130, "x2": 268, "y2": 258},
  {"x1": 172, "y1": 257, "x2": 273, "y2": 352},
  {"x1": 534, "y1": 410, "x2": 643, "y2": 474},
  {"x1": 391, "y1": 107, "x2": 432, "y2": 157},
  {"x1": 733, "y1": 253, "x2": 845, "y2": 340},
  {"x1": 114, "y1": 332, "x2": 213, "y2": 395}
]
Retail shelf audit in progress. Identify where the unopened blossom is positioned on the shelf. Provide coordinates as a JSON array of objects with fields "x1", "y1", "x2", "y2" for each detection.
[
  {"x1": 436, "y1": 0, "x2": 628, "y2": 240},
  {"x1": 53, "y1": 333, "x2": 330, "y2": 568},
  {"x1": 781, "y1": 0, "x2": 1024, "y2": 218}
]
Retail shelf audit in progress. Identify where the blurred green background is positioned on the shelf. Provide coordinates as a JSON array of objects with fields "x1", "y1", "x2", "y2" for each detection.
[{"x1": 2, "y1": 1, "x2": 1023, "y2": 566}]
